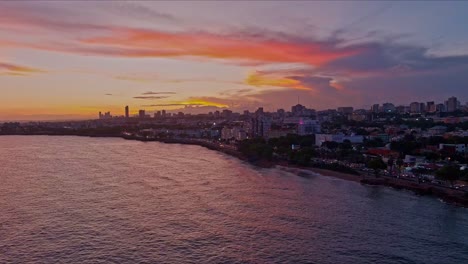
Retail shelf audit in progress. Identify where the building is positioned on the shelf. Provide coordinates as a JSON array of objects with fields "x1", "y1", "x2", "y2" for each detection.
[
  {"x1": 419, "y1": 102, "x2": 426, "y2": 113},
  {"x1": 445, "y1": 96, "x2": 459, "y2": 112},
  {"x1": 439, "y1": 144, "x2": 466, "y2": 153},
  {"x1": 221, "y1": 109, "x2": 233, "y2": 118},
  {"x1": 396, "y1": 105, "x2": 409, "y2": 114},
  {"x1": 350, "y1": 112, "x2": 368, "y2": 121},
  {"x1": 436, "y1": 103, "x2": 446, "y2": 112},
  {"x1": 297, "y1": 118, "x2": 321, "y2": 135},
  {"x1": 428, "y1": 125, "x2": 447, "y2": 136},
  {"x1": 221, "y1": 126, "x2": 247, "y2": 141},
  {"x1": 403, "y1": 155, "x2": 426, "y2": 165},
  {"x1": 291, "y1": 104, "x2": 306, "y2": 116},
  {"x1": 125, "y1": 106, "x2": 129, "y2": 118},
  {"x1": 251, "y1": 115, "x2": 271, "y2": 139},
  {"x1": 410, "y1": 102, "x2": 420, "y2": 113},
  {"x1": 426, "y1": 101, "x2": 436, "y2": 113},
  {"x1": 99, "y1": 111, "x2": 112, "y2": 119},
  {"x1": 337, "y1": 107, "x2": 354, "y2": 114},
  {"x1": 315, "y1": 134, "x2": 364, "y2": 146},
  {"x1": 138, "y1": 109, "x2": 146, "y2": 119},
  {"x1": 255, "y1": 107, "x2": 264, "y2": 116},
  {"x1": 371, "y1": 104, "x2": 380, "y2": 113},
  {"x1": 268, "y1": 128, "x2": 296, "y2": 139},
  {"x1": 382, "y1": 103, "x2": 396, "y2": 113}
]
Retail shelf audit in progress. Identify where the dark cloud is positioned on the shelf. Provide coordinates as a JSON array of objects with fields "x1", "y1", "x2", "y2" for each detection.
[
  {"x1": 133, "y1": 96, "x2": 170, "y2": 100},
  {"x1": 105, "y1": 93, "x2": 113, "y2": 96},
  {"x1": 142, "y1": 91, "x2": 176, "y2": 95},
  {"x1": 142, "y1": 104, "x2": 204, "y2": 107}
]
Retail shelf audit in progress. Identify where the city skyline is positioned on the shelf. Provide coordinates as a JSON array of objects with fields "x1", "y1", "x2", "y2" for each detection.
[{"x1": 2, "y1": 1, "x2": 468, "y2": 121}]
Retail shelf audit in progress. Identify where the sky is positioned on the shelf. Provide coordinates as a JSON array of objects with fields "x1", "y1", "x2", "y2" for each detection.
[{"x1": 1, "y1": 1, "x2": 468, "y2": 121}]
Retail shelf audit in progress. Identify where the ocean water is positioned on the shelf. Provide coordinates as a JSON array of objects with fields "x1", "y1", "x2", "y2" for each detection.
[{"x1": 0, "y1": 136, "x2": 467, "y2": 264}]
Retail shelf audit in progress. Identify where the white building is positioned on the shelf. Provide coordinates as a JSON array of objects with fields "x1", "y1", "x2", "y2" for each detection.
[
  {"x1": 221, "y1": 126, "x2": 247, "y2": 141},
  {"x1": 297, "y1": 118, "x2": 321, "y2": 135},
  {"x1": 315, "y1": 134, "x2": 364, "y2": 146},
  {"x1": 439, "y1": 144, "x2": 466, "y2": 153}
]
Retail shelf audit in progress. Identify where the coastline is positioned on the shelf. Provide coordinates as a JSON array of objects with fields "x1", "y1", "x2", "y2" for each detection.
[{"x1": 2, "y1": 133, "x2": 468, "y2": 207}]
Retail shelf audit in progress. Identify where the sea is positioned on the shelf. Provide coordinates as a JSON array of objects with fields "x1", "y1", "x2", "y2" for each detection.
[{"x1": 1, "y1": 136, "x2": 467, "y2": 264}]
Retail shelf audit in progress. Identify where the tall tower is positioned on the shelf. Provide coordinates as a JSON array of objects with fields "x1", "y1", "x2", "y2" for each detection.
[{"x1": 125, "y1": 105, "x2": 129, "y2": 118}]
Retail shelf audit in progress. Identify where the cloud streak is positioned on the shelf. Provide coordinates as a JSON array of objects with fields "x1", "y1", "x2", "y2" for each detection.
[
  {"x1": 142, "y1": 91, "x2": 176, "y2": 95},
  {"x1": 0, "y1": 61, "x2": 46, "y2": 76},
  {"x1": 133, "y1": 96, "x2": 170, "y2": 100}
]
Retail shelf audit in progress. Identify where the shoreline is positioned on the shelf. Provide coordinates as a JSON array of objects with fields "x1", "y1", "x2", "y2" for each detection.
[{"x1": 2, "y1": 133, "x2": 468, "y2": 207}]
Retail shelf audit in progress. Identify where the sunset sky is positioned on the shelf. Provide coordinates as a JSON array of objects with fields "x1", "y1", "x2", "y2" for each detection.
[{"x1": 1, "y1": 1, "x2": 468, "y2": 120}]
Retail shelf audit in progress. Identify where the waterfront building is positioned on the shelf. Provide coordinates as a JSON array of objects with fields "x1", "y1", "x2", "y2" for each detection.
[{"x1": 125, "y1": 106, "x2": 129, "y2": 118}]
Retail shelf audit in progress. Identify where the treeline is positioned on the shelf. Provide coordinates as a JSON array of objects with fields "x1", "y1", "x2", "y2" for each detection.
[
  {"x1": 390, "y1": 134, "x2": 468, "y2": 163},
  {"x1": 238, "y1": 134, "x2": 359, "y2": 174}
]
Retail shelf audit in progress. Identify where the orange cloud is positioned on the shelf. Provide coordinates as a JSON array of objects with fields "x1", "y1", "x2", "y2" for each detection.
[
  {"x1": 244, "y1": 70, "x2": 347, "y2": 94},
  {"x1": 79, "y1": 28, "x2": 357, "y2": 66},
  {"x1": 0, "y1": 8, "x2": 360, "y2": 67},
  {"x1": 245, "y1": 71, "x2": 311, "y2": 90}
]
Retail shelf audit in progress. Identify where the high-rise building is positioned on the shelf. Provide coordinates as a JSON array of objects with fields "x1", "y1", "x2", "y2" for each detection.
[
  {"x1": 419, "y1": 102, "x2": 426, "y2": 113},
  {"x1": 221, "y1": 109, "x2": 233, "y2": 118},
  {"x1": 445, "y1": 96, "x2": 459, "y2": 112},
  {"x1": 297, "y1": 118, "x2": 321, "y2": 135},
  {"x1": 138, "y1": 109, "x2": 146, "y2": 119},
  {"x1": 161, "y1": 110, "x2": 166, "y2": 117},
  {"x1": 371, "y1": 104, "x2": 380, "y2": 113},
  {"x1": 426, "y1": 101, "x2": 436, "y2": 113},
  {"x1": 292, "y1": 104, "x2": 306, "y2": 116},
  {"x1": 125, "y1": 105, "x2": 129, "y2": 118},
  {"x1": 255, "y1": 107, "x2": 264, "y2": 116},
  {"x1": 251, "y1": 115, "x2": 271, "y2": 139},
  {"x1": 382, "y1": 103, "x2": 396, "y2": 113},
  {"x1": 436, "y1": 103, "x2": 446, "y2": 112},
  {"x1": 337, "y1": 107, "x2": 354, "y2": 114},
  {"x1": 277, "y1": 108, "x2": 285, "y2": 117},
  {"x1": 410, "y1": 102, "x2": 420, "y2": 113}
]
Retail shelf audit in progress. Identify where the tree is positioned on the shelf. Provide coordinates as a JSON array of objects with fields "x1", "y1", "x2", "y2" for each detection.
[
  {"x1": 435, "y1": 165, "x2": 461, "y2": 187},
  {"x1": 367, "y1": 158, "x2": 387, "y2": 177},
  {"x1": 396, "y1": 158, "x2": 404, "y2": 176}
]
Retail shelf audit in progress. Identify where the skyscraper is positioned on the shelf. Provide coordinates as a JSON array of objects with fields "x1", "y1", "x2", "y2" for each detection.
[{"x1": 125, "y1": 105, "x2": 129, "y2": 118}]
